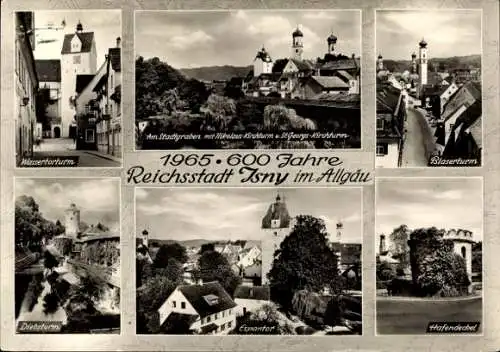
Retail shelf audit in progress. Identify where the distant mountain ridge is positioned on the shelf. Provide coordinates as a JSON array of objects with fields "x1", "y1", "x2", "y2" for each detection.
[
  {"x1": 180, "y1": 65, "x2": 252, "y2": 82},
  {"x1": 383, "y1": 54, "x2": 481, "y2": 73}
]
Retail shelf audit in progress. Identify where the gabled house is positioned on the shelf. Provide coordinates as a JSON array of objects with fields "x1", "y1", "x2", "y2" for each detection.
[
  {"x1": 74, "y1": 60, "x2": 107, "y2": 150},
  {"x1": 158, "y1": 281, "x2": 237, "y2": 335},
  {"x1": 439, "y1": 82, "x2": 481, "y2": 153},
  {"x1": 442, "y1": 99, "x2": 481, "y2": 161},
  {"x1": 376, "y1": 83, "x2": 406, "y2": 168}
]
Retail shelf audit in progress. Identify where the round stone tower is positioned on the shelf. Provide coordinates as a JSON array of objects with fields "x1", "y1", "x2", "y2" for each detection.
[
  {"x1": 64, "y1": 203, "x2": 80, "y2": 238},
  {"x1": 443, "y1": 229, "x2": 475, "y2": 292}
]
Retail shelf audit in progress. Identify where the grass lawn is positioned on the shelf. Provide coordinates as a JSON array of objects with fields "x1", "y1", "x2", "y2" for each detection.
[{"x1": 376, "y1": 298, "x2": 482, "y2": 335}]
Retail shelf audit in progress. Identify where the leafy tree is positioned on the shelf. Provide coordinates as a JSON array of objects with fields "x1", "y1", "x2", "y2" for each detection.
[
  {"x1": 43, "y1": 250, "x2": 59, "y2": 270},
  {"x1": 135, "y1": 57, "x2": 209, "y2": 120},
  {"x1": 136, "y1": 275, "x2": 178, "y2": 333},
  {"x1": 195, "y1": 250, "x2": 241, "y2": 297},
  {"x1": 199, "y1": 243, "x2": 215, "y2": 254},
  {"x1": 408, "y1": 227, "x2": 470, "y2": 297},
  {"x1": 154, "y1": 243, "x2": 188, "y2": 268},
  {"x1": 155, "y1": 258, "x2": 183, "y2": 284},
  {"x1": 43, "y1": 292, "x2": 60, "y2": 315},
  {"x1": 268, "y1": 215, "x2": 341, "y2": 310},
  {"x1": 324, "y1": 295, "x2": 344, "y2": 330},
  {"x1": 376, "y1": 261, "x2": 395, "y2": 281}
]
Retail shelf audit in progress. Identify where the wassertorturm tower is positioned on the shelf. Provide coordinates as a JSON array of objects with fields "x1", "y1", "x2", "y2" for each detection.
[
  {"x1": 64, "y1": 203, "x2": 80, "y2": 238},
  {"x1": 292, "y1": 25, "x2": 304, "y2": 60},
  {"x1": 60, "y1": 21, "x2": 97, "y2": 138},
  {"x1": 261, "y1": 194, "x2": 291, "y2": 284},
  {"x1": 418, "y1": 38, "x2": 428, "y2": 87}
]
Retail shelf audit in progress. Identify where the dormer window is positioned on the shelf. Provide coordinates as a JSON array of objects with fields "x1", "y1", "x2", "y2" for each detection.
[{"x1": 203, "y1": 294, "x2": 219, "y2": 306}]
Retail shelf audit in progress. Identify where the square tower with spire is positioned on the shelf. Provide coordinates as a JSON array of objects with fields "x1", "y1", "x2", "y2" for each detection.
[
  {"x1": 261, "y1": 193, "x2": 291, "y2": 284},
  {"x1": 60, "y1": 20, "x2": 97, "y2": 138}
]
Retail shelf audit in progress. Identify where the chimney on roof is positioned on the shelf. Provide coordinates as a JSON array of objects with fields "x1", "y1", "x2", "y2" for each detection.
[{"x1": 116, "y1": 37, "x2": 121, "y2": 48}]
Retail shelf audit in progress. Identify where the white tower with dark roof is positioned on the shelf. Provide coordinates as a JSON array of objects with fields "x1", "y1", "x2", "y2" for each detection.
[
  {"x1": 292, "y1": 25, "x2": 304, "y2": 60},
  {"x1": 377, "y1": 54, "x2": 384, "y2": 71},
  {"x1": 418, "y1": 38, "x2": 428, "y2": 86},
  {"x1": 60, "y1": 20, "x2": 97, "y2": 138},
  {"x1": 261, "y1": 193, "x2": 291, "y2": 284},
  {"x1": 253, "y1": 46, "x2": 273, "y2": 77}
]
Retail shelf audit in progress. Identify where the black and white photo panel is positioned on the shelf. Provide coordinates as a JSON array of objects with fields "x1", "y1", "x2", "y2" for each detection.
[
  {"x1": 375, "y1": 10, "x2": 482, "y2": 168},
  {"x1": 15, "y1": 177, "x2": 121, "y2": 334},
  {"x1": 135, "y1": 187, "x2": 362, "y2": 335},
  {"x1": 15, "y1": 10, "x2": 122, "y2": 168},
  {"x1": 134, "y1": 10, "x2": 362, "y2": 150},
  {"x1": 376, "y1": 177, "x2": 483, "y2": 335}
]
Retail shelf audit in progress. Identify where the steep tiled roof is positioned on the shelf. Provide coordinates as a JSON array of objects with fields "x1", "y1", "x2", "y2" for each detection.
[
  {"x1": 469, "y1": 115, "x2": 482, "y2": 149},
  {"x1": 61, "y1": 32, "x2": 95, "y2": 54},
  {"x1": 465, "y1": 81, "x2": 482, "y2": 101},
  {"x1": 290, "y1": 58, "x2": 314, "y2": 71},
  {"x1": 35, "y1": 60, "x2": 61, "y2": 82},
  {"x1": 319, "y1": 58, "x2": 359, "y2": 71},
  {"x1": 234, "y1": 285, "x2": 270, "y2": 300},
  {"x1": 376, "y1": 84, "x2": 401, "y2": 114},
  {"x1": 76, "y1": 74, "x2": 94, "y2": 94},
  {"x1": 178, "y1": 281, "x2": 237, "y2": 318},
  {"x1": 335, "y1": 70, "x2": 354, "y2": 82},
  {"x1": 108, "y1": 47, "x2": 121, "y2": 72},
  {"x1": 311, "y1": 76, "x2": 349, "y2": 89}
]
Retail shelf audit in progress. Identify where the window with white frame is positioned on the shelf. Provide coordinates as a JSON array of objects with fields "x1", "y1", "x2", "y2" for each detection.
[
  {"x1": 73, "y1": 55, "x2": 81, "y2": 64},
  {"x1": 376, "y1": 143, "x2": 388, "y2": 156}
]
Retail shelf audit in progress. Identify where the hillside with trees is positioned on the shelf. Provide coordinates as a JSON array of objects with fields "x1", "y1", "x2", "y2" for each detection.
[
  {"x1": 180, "y1": 65, "x2": 252, "y2": 82},
  {"x1": 383, "y1": 54, "x2": 481, "y2": 73},
  {"x1": 15, "y1": 195, "x2": 65, "y2": 250},
  {"x1": 135, "y1": 56, "x2": 210, "y2": 120}
]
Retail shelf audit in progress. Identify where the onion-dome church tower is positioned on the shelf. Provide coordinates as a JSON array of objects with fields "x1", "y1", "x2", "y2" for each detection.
[
  {"x1": 411, "y1": 52, "x2": 417, "y2": 73},
  {"x1": 377, "y1": 54, "x2": 384, "y2": 71},
  {"x1": 418, "y1": 38, "x2": 428, "y2": 87},
  {"x1": 327, "y1": 33, "x2": 337, "y2": 55},
  {"x1": 292, "y1": 25, "x2": 304, "y2": 60},
  {"x1": 261, "y1": 193, "x2": 291, "y2": 284},
  {"x1": 253, "y1": 46, "x2": 273, "y2": 77}
]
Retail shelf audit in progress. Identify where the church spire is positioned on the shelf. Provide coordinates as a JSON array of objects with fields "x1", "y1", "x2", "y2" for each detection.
[{"x1": 76, "y1": 20, "x2": 83, "y2": 33}]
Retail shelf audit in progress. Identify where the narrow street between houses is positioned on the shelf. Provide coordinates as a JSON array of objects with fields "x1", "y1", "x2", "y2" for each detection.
[{"x1": 402, "y1": 108, "x2": 433, "y2": 167}]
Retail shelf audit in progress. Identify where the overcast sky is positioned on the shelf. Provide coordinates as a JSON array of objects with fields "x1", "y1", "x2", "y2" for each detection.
[
  {"x1": 376, "y1": 178, "x2": 483, "y2": 247},
  {"x1": 135, "y1": 10, "x2": 361, "y2": 68},
  {"x1": 16, "y1": 178, "x2": 120, "y2": 232},
  {"x1": 376, "y1": 10, "x2": 482, "y2": 60},
  {"x1": 136, "y1": 188, "x2": 362, "y2": 244},
  {"x1": 32, "y1": 10, "x2": 121, "y2": 68}
]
